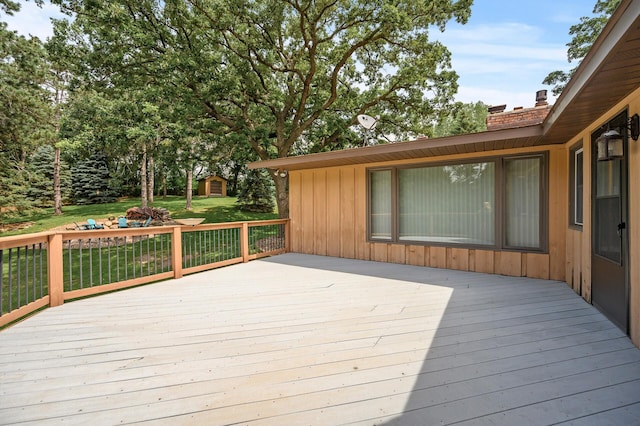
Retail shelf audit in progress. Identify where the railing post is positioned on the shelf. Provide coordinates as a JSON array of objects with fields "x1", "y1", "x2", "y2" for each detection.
[
  {"x1": 285, "y1": 219, "x2": 290, "y2": 253},
  {"x1": 172, "y1": 226, "x2": 183, "y2": 279},
  {"x1": 242, "y1": 222, "x2": 249, "y2": 263},
  {"x1": 48, "y1": 233, "x2": 64, "y2": 307}
]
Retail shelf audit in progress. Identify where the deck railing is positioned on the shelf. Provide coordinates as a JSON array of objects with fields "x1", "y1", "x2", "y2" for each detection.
[{"x1": 0, "y1": 219, "x2": 289, "y2": 328}]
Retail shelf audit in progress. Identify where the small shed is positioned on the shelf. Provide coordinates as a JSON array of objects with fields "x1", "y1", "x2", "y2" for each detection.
[{"x1": 197, "y1": 175, "x2": 227, "y2": 197}]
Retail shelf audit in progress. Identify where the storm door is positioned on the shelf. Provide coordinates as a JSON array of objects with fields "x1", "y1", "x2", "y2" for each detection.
[{"x1": 591, "y1": 113, "x2": 629, "y2": 332}]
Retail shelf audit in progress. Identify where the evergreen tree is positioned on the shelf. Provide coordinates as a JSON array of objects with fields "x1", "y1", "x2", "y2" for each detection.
[
  {"x1": 236, "y1": 169, "x2": 275, "y2": 213},
  {"x1": 0, "y1": 153, "x2": 37, "y2": 224},
  {"x1": 27, "y1": 145, "x2": 71, "y2": 207},
  {"x1": 71, "y1": 152, "x2": 118, "y2": 204}
]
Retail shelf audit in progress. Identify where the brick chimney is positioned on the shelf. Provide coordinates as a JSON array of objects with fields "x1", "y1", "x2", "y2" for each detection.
[{"x1": 486, "y1": 90, "x2": 551, "y2": 131}]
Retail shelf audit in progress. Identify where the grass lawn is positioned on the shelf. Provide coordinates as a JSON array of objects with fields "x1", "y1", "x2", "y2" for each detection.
[{"x1": 1, "y1": 196, "x2": 279, "y2": 236}]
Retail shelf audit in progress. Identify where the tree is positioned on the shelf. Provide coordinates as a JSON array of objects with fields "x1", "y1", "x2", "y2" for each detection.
[
  {"x1": 51, "y1": 0, "x2": 472, "y2": 218},
  {"x1": 0, "y1": 153, "x2": 36, "y2": 225},
  {"x1": 0, "y1": 21, "x2": 49, "y2": 161},
  {"x1": 432, "y1": 101, "x2": 488, "y2": 137},
  {"x1": 1, "y1": 7, "x2": 53, "y2": 220},
  {"x1": 71, "y1": 152, "x2": 118, "y2": 204},
  {"x1": 543, "y1": 0, "x2": 621, "y2": 96},
  {"x1": 237, "y1": 169, "x2": 275, "y2": 213},
  {"x1": 44, "y1": 34, "x2": 75, "y2": 216},
  {"x1": 27, "y1": 144, "x2": 71, "y2": 207},
  {"x1": 0, "y1": 0, "x2": 20, "y2": 16}
]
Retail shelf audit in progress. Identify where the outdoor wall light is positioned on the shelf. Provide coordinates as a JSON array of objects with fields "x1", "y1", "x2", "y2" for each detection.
[
  {"x1": 596, "y1": 113, "x2": 640, "y2": 161},
  {"x1": 597, "y1": 129, "x2": 624, "y2": 161}
]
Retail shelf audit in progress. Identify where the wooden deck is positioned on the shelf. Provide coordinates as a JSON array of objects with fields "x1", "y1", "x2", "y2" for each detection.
[{"x1": 1, "y1": 253, "x2": 639, "y2": 425}]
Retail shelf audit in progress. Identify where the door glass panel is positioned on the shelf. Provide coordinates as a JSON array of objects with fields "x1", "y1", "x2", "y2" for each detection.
[
  {"x1": 596, "y1": 161, "x2": 620, "y2": 196},
  {"x1": 595, "y1": 197, "x2": 621, "y2": 262},
  {"x1": 595, "y1": 159, "x2": 622, "y2": 263}
]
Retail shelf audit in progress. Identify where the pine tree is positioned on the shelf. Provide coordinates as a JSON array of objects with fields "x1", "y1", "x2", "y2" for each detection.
[
  {"x1": 71, "y1": 152, "x2": 118, "y2": 204},
  {"x1": 236, "y1": 169, "x2": 275, "y2": 213},
  {"x1": 27, "y1": 145, "x2": 71, "y2": 207},
  {"x1": 0, "y1": 153, "x2": 37, "y2": 224}
]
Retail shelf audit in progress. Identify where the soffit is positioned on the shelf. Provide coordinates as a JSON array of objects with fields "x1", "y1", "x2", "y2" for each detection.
[{"x1": 542, "y1": 0, "x2": 640, "y2": 142}]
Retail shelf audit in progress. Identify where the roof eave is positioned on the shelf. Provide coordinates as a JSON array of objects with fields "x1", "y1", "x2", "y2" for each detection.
[{"x1": 248, "y1": 125, "x2": 543, "y2": 171}]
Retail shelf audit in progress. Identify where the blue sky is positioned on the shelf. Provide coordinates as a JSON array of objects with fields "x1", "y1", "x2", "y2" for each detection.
[{"x1": 4, "y1": 0, "x2": 597, "y2": 109}]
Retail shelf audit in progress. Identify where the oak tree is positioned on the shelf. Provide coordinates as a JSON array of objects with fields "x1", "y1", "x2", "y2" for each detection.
[{"x1": 52, "y1": 0, "x2": 472, "y2": 217}]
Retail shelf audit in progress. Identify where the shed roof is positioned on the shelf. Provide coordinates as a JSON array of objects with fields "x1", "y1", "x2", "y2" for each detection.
[
  {"x1": 250, "y1": 0, "x2": 640, "y2": 171},
  {"x1": 198, "y1": 175, "x2": 227, "y2": 181}
]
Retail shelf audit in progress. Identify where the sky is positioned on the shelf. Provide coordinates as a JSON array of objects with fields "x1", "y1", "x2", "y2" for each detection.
[{"x1": 3, "y1": 0, "x2": 598, "y2": 110}]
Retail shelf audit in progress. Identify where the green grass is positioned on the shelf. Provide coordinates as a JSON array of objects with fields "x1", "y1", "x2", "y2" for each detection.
[
  {"x1": 1, "y1": 196, "x2": 282, "y2": 317},
  {"x1": 1, "y1": 196, "x2": 279, "y2": 236}
]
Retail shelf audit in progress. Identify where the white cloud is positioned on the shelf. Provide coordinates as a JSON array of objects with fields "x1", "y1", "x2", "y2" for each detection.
[
  {"x1": 441, "y1": 22, "x2": 543, "y2": 44},
  {"x1": 433, "y1": 21, "x2": 571, "y2": 109}
]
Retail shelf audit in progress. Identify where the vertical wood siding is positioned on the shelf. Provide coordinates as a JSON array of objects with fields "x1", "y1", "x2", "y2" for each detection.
[
  {"x1": 287, "y1": 89, "x2": 640, "y2": 349},
  {"x1": 288, "y1": 147, "x2": 566, "y2": 279}
]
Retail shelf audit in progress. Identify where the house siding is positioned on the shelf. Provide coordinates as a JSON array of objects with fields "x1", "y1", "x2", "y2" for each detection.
[
  {"x1": 289, "y1": 145, "x2": 567, "y2": 280},
  {"x1": 561, "y1": 88, "x2": 640, "y2": 346},
  {"x1": 287, "y1": 86, "x2": 640, "y2": 348}
]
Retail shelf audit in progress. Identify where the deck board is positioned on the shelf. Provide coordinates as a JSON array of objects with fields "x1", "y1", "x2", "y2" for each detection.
[{"x1": 1, "y1": 253, "x2": 639, "y2": 425}]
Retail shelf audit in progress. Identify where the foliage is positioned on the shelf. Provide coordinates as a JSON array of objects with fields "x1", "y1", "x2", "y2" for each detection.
[
  {"x1": 543, "y1": 0, "x2": 621, "y2": 96},
  {"x1": 0, "y1": 153, "x2": 39, "y2": 223},
  {"x1": 0, "y1": 196, "x2": 278, "y2": 236},
  {"x1": 432, "y1": 101, "x2": 488, "y2": 138},
  {"x1": 50, "y1": 0, "x2": 473, "y2": 217},
  {"x1": 236, "y1": 169, "x2": 275, "y2": 213},
  {"x1": 0, "y1": 20, "x2": 49, "y2": 158},
  {"x1": 71, "y1": 152, "x2": 118, "y2": 204},
  {"x1": 27, "y1": 145, "x2": 71, "y2": 207}
]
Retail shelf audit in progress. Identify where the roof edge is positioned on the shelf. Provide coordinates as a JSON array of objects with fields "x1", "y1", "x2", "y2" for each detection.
[
  {"x1": 543, "y1": 0, "x2": 639, "y2": 133},
  {"x1": 248, "y1": 124, "x2": 543, "y2": 171}
]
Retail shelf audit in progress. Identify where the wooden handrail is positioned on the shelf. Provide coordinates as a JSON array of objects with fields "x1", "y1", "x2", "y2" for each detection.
[{"x1": 0, "y1": 219, "x2": 290, "y2": 328}]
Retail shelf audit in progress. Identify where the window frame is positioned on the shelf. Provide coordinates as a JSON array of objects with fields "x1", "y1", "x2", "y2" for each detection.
[
  {"x1": 569, "y1": 143, "x2": 584, "y2": 229},
  {"x1": 367, "y1": 152, "x2": 548, "y2": 253}
]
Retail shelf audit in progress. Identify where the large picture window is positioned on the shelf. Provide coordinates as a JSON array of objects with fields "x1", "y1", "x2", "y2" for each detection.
[
  {"x1": 397, "y1": 163, "x2": 495, "y2": 245},
  {"x1": 368, "y1": 154, "x2": 547, "y2": 251}
]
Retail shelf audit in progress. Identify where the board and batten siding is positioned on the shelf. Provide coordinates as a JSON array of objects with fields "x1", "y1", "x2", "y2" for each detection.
[
  {"x1": 561, "y1": 89, "x2": 640, "y2": 347},
  {"x1": 289, "y1": 146, "x2": 568, "y2": 281}
]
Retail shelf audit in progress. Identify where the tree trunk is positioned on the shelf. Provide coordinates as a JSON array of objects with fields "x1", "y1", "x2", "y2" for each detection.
[
  {"x1": 230, "y1": 163, "x2": 242, "y2": 196},
  {"x1": 162, "y1": 171, "x2": 167, "y2": 199},
  {"x1": 140, "y1": 142, "x2": 148, "y2": 208},
  {"x1": 185, "y1": 167, "x2": 193, "y2": 210},
  {"x1": 272, "y1": 172, "x2": 289, "y2": 218},
  {"x1": 148, "y1": 155, "x2": 154, "y2": 204},
  {"x1": 53, "y1": 146, "x2": 62, "y2": 215}
]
